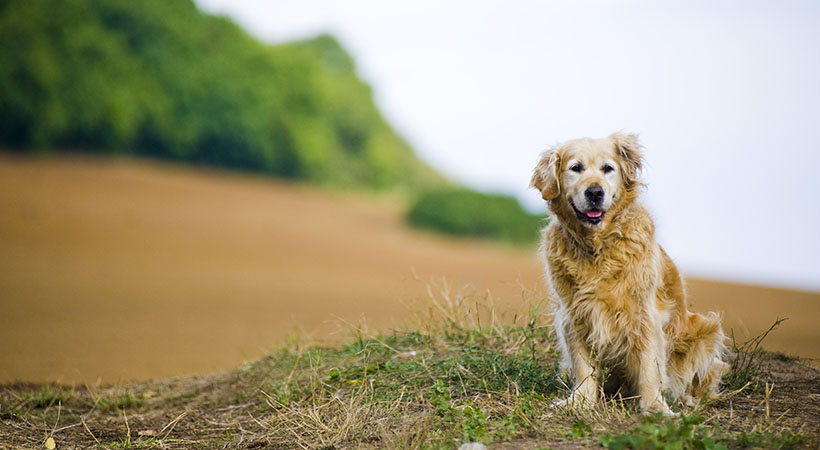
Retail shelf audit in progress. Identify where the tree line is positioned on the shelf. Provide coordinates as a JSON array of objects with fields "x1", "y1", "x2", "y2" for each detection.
[{"x1": 0, "y1": 0, "x2": 441, "y2": 189}]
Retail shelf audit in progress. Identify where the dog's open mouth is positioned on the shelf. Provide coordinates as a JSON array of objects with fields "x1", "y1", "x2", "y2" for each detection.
[{"x1": 571, "y1": 200, "x2": 605, "y2": 225}]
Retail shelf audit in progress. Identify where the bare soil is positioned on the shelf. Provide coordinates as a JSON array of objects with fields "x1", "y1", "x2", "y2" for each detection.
[{"x1": 1, "y1": 154, "x2": 818, "y2": 385}]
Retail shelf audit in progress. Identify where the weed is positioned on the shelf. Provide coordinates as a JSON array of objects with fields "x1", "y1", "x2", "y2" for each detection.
[
  {"x1": 460, "y1": 401, "x2": 490, "y2": 442},
  {"x1": 599, "y1": 414, "x2": 804, "y2": 450},
  {"x1": 599, "y1": 414, "x2": 724, "y2": 450},
  {"x1": 570, "y1": 419, "x2": 593, "y2": 438},
  {"x1": 25, "y1": 385, "x2": 71, "y2": 408},
  {"x1": 97, "y1": 392, "x2": 144, "y2": 411},
  {"x1": 724, "y1": 318, "x2": 787, "y2": 391},
  {"x1": 731, "y1": 429, "x2": 804, "y2": 449}
]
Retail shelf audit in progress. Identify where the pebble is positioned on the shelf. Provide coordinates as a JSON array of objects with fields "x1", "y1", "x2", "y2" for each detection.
[{"x1": 458, "y1": 443, "x2": 488, "y2": 450}]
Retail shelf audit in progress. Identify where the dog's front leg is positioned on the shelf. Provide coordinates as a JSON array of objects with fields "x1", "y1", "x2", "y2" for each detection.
[
  {"x1": 558, "y1": 333, "x2": 598, "y2": 409},
  {"x1": 628, "y1": 321, "x2": 674, "y2": 415}
]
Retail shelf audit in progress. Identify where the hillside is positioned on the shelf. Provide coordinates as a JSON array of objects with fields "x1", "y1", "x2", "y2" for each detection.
[
  {"x1": 0, "y1": 0, "x2": 440, "y2": 189},
  {"x1": 1, "y1": 156, "x2": 819, "y2": 448},
  {"x1": 1, "y1": 155, "x2": 819, "y2": 387}
]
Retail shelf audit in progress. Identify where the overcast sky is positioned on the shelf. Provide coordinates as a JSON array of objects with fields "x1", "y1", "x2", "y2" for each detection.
[{"x1": 195, "y1": 0, "x2": 820, "y2": 291}]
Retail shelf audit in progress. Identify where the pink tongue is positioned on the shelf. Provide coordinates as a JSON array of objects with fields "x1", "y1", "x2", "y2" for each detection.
[{"x1": 586, "y1": 210, "x2": 603, "y2": 218}]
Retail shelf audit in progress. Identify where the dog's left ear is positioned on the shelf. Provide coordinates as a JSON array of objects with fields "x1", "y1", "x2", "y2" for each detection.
[
  {"x1": 611, "y1": 132, "x2": 643, "y2": 188},
  {"x1": 530, "y1": 148, "x2": 561, "y2": 201}
]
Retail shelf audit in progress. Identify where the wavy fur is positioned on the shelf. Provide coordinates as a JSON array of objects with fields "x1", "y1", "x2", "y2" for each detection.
[{"x1": 532, "y1": 132, "x2": 728, "y2": 414}]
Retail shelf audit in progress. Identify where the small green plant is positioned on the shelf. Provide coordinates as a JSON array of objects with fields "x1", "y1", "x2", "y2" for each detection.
[
  {"x1": 598, "y1": 414, "x2": 805, "y2": 450},
  {"x1": 98, "y1": 392, "x2": 144, "y2": 411},
  {"x1": 427, "y1": 380, "x2": 455, "y2": 419},
  {"x1": 460, "y1": 401, "x2": 490, "y2": 442},
  {"x1": 598, "y1": 414, "x2": 724, "y2": 450},
  {"x1": 570, "y1": 419, "x2": 593, "y2": 438},
  {"x1": 425, "y1": 380, "x2": 488, "y2": 442},
  {"x1": 26, "y1": 385, "x2": 71, "y2": 408},
  {"x1": 731, "y1": 430, "x2": 804, "y2": 449}
]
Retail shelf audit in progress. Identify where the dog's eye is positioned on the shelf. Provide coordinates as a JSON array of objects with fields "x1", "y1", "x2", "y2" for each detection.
[
  {"x1": 602, "y1": 164, "x2": 615, "y2": 174},
  {"x1": 570, "y1": 164, "x2": 583, "y2": 173}
]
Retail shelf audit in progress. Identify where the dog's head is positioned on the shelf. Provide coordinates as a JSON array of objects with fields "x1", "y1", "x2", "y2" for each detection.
[{"x1": 530, "y1": 132, "x2": 643, "y2": 228}]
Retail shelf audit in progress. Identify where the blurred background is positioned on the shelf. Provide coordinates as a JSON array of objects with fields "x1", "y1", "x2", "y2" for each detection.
[{"x1": 1, "y1": 0, "x2": 818, "y2": 384}]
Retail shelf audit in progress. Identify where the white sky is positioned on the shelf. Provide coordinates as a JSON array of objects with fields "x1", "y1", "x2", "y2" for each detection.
[{"x1": 195, "y1": 0, "x2": 820, "y2": 291}]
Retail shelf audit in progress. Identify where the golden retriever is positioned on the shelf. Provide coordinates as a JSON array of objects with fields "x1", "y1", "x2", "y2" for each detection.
[{"x1": 530, "y1": 132, "x2": 728, "y2": 414}]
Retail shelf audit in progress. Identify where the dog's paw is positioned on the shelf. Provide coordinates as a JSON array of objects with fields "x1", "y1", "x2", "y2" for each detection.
[
  {"x1": 641, "y1": 399, "x2": 677, "y2": 417},
  {"x1": 679, "y1": 394, "x2": 697, "y2": 408},
  {"x1": 551, "y1": 392, "x2": 596, "y2": 410}
]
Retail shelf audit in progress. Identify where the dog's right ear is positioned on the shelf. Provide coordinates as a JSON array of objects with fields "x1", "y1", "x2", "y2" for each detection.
[{"x1": 530, "y1": 148, "x2": 561, "y2": 201}]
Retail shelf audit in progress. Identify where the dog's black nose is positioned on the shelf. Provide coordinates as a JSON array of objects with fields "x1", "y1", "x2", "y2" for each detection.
[{"x1": 585, "y1": 185, "x2": 604, "y2": 204}]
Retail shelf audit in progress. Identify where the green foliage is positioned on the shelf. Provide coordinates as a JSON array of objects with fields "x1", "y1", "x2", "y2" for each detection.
[
  {"x1": 0, "y1": 0, "x2": 440, "y2": 189},
  {"x1": 570, "y1": 419, "x2": 593, "y2": 439},
  {"x1": 425, "y1": 380, "x2": 490, "y2": 442},
  {"x1": 732, "y1": 430, "x2": 804, "y2": 449},
  {"x1": 599, "y1": 414, "x2": 726, "y2": 450},
  {"x1": 425, "y1": 381, "x2": 547, "y2": 444},
  {"x1": 493, "y1": 391, "x2": 544, "y2": 440},
  {"x1": 407, "y1": 187, "x2": 546, "y2": 243},
  {"x1": 437, "y1": 341, "x2": 561, "y2": 394},
  {"x1": 460, "y1": 401, "x2": 490, "y2": 442},
  {"x1": 599, "y1": 414, "x2": 804, "y2": 450}
]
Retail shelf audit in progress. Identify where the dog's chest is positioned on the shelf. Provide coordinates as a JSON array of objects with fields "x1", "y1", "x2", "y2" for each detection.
[{"x1": 549, "y1": 242, "x2": 655, "y2": 347}]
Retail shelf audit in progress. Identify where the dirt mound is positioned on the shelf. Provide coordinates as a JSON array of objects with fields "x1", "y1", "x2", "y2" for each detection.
[{"x1": 1, "y1": 327, "x2": 817, "y2": 449}]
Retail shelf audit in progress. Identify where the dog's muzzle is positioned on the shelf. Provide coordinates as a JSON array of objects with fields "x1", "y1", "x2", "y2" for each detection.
[{"x1": 571, "y1": 185, "x2": 606, "y2": 225}]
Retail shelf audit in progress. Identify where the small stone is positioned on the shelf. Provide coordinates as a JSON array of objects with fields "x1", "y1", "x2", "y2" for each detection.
[{"x1": 458, "y1": 443, "x2": 488, "y2": 450}]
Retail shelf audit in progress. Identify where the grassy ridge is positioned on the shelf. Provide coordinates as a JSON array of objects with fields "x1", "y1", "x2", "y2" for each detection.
[{"x1": 0, "y1": 290, "x2": 814, "y2": 449}]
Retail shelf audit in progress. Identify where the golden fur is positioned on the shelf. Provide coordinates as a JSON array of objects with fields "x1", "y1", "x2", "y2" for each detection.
[{"x1": 531, "y1": 132, "x2": 728, "y2": 414}]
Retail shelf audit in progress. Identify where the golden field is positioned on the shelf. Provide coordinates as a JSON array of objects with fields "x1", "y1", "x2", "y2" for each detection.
[{"x1": 1, "y1": 154, "x2": 817, "y2": 383}]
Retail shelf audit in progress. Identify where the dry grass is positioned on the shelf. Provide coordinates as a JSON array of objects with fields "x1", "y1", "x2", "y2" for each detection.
[{"x1": 1, "y1": 283, "x2": 817, "y2": 449}]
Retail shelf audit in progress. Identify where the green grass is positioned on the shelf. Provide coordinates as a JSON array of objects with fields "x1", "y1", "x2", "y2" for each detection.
[
  {"x1": 259, "y1": 316, "x2": 562, "y2": 446},
  {"x1": 599, "y1": 414, "x2": 804, "y2": 450},
  {"x1": 25, "y1": 384, "x2": 72, "y2": 408},
  {"x1": 96, "y1": 391, "x2": 145, "y2": 411},
  {"x1": 0, "y1": 292, "x2": 813, "y2": 449}
]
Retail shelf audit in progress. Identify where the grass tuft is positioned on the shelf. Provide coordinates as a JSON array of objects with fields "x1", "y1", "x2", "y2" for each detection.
[{"x1": 25, "y1": 385, "x2": 72, "y2": 409}]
